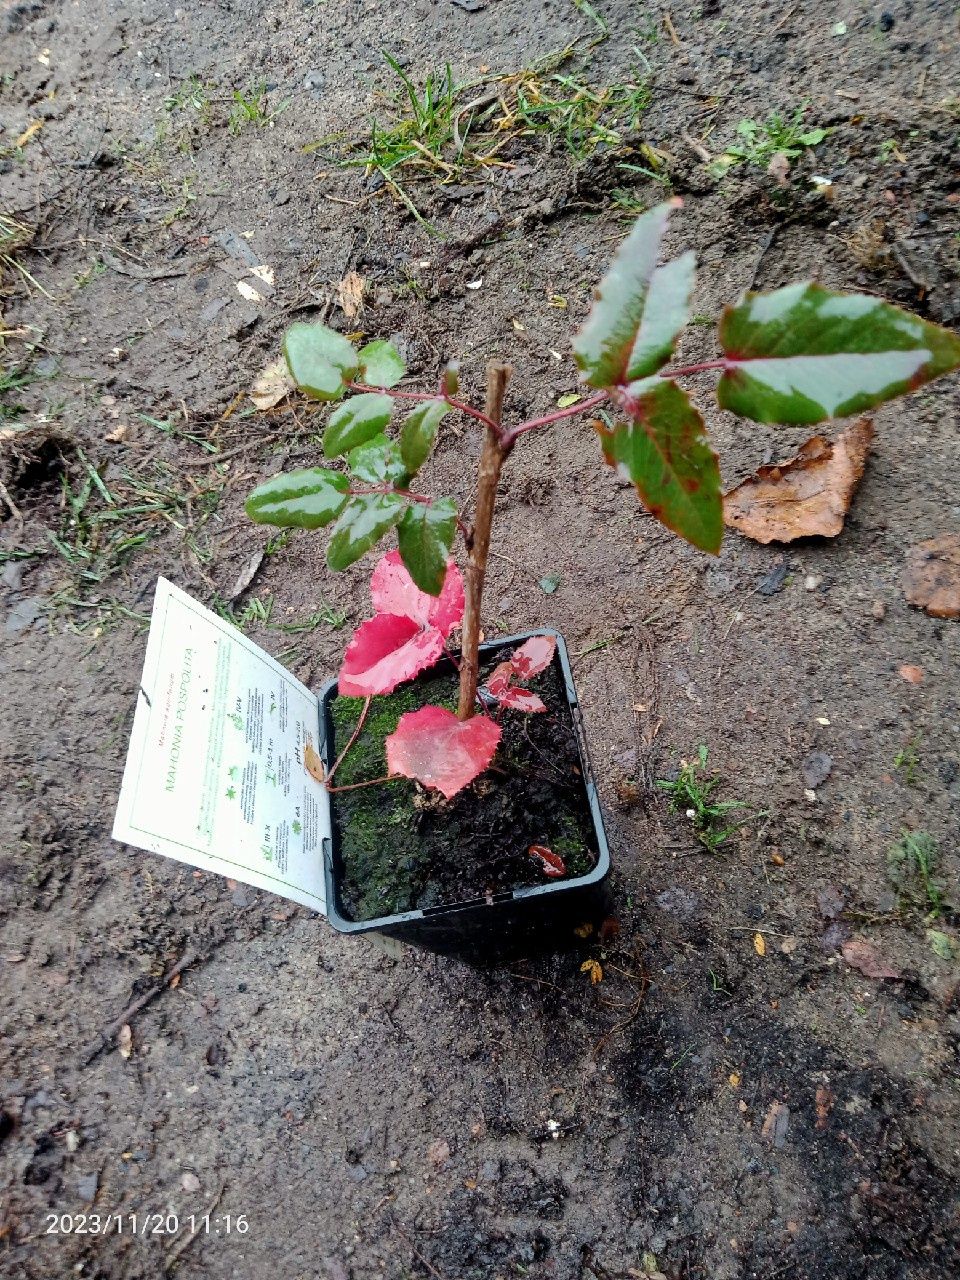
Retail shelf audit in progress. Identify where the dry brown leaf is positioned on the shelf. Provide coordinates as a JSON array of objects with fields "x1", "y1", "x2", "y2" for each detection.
[
  {"x1": 249, "y1": 356, "x2": 295, "y2": 411},
  {"x1": 580, "y1": 958, "x2": 603, "y2": 984},
  {"x1": 303, "y1": 742, "x2": 326, "y2": 785},
  {"x1": 766, "y1": 151, "x2": 791, "y2": 187},
  {"x1": 761, "y1": 1100, "x2": 790, "y2": 1147},
  {"x1": 723, "y1": 417, "x2": 874, "y2": 544},
  {"x1": 753, "y1": 932, "x2": 766, "y2": 957},
  {"x1": 337, "y1": 270, "x2": 365, "y2": 319},
  {"x1": 902, "y1": 533, "x2": 960, "y2": 619},
  {"x1": 118, "y1": 1024, "x2": 133, "y2": 1059},
  {"x1": 898, "y1": 664, "x2": 924, "y2": 684},
  {"x1": 841, "y1": 937, "x2": 901, "y2": 980}
]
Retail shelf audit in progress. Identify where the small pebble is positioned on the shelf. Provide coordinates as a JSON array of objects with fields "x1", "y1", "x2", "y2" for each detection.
[
  {"x1": 871, "y1": 599, "x2": 886, "y2": 620},
  {"x1": 804, "y1": 574, "x2": 822, "y2": 591}
]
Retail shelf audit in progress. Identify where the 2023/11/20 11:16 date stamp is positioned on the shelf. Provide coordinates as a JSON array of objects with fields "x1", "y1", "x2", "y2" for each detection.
[{"x1": 45, "y1": 1213, "x2": 250, "y2": 1237}]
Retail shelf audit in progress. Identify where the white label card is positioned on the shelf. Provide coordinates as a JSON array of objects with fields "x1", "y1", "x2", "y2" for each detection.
[{"x1": 112, "y1": 578, "x2": 330, "y2": 913}]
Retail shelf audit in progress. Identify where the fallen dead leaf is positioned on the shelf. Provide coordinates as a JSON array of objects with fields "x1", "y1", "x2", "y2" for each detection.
[
  {"x1": 902, "y1": 533, "x2": 960, "y2": 619},
  {"x1": 767, "y1": 150, "x2": 791, "y2": 187},
  {"x1": 723, "y1": 417, "x2": 874, "y2": 543},
  {"x1": 249, "y1": 356, "x2": 295, "y2": 411},
  {"x1": 118, "y1": 1024, "x2": 133, "y2": 1059},
  {"x1": 898, "y1": 664, "x2": 924, "y2": 684},
  {"x1": 104, "y1": 423, "x2": 129, "y2": 443},
  {"x1": 580, "y1": 958, "x2": 603, "y2": 984},
  {"x1": 304, "y1": 742, "x2": 326, "y2": 785},
  {"x1": 337, "y1": 270, "x2": 365, "y2": 319},
  {"x1": 729, "y1": 1072, "x2": 742, "y2": 1087},
  {"x1": 815, "y1": 1084, "x2": 835, "y2": 1129},
  {"x1": 841, "y1": 937, "x2": 901, "y2": 980},
  {"x1": 761, "y1": 1100, "x2": 790, "y2": 1148},
  {"x1": 753, "y1": 932, "x2": 766, "y2": 957},
  {"x1": 427, "y1": 1138, "x2": 451, "y2": 1167}
]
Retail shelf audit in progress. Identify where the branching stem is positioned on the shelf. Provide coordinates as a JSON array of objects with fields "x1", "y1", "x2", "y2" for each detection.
[
  {"x1": 348, "y1": 381, "x2": 501, "y2": 435},
  {"x1": 503, "y1": 391, "x2": 610, "y2": 444}
]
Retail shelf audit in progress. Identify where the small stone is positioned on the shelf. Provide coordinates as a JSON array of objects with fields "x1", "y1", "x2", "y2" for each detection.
[
  {"x1": 804, "y1": 574, "x2": 822, "y2": 591},
  {"x1": 802, "y1": 751, "x2": 833, "y2": 789},
  {"x1": 871, "y1": 599, "x2": 886, "y2": 620},
  {"x1": 879, "y1": 12, "x2": 895, "y2": 32},
  {"x1": 1, "y1": 561, "x2": 25, "y2": 590},
  {"x1": 181, "y1": 1171, "x2": 201, "y2": 1193},
  {"x1": 65, "y1": 1130, "x2": 80, "y2": 1153},
  {"x1": 5, "y1": 597, "x2": 42, "y2": 634},
  {"x1": 76, "y1": 1171, "x2": 99, "y2": 1203}
]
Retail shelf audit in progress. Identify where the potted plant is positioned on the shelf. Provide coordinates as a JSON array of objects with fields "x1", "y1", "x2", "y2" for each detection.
[{"x1": 246, "y1": 200, "x2": 960, "y2": 957}]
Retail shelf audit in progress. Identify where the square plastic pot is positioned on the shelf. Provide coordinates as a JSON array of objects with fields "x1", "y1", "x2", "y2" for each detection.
[{"x1": 318, "y1": 629, "x2": 611, "y2": 962}]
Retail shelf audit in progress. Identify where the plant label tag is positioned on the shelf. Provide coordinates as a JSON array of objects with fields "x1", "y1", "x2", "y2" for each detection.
[{"x1": 112, "y1": 577, "x2": 330, "y2": 913}]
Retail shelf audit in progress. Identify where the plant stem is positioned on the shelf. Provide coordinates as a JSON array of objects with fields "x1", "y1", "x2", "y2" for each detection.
[
  {"x1": 504, "y1": 391, "x2": 609, "y2": 444},
  {"x1": 324, "y1": 695, "x2": 371, "y2": 787},
  {"x1": 347, "y1": 381, "x2": 500, "y2": 434},
  {"x1": 665, "y1": 359, "x2": 726, "y2": 377},
  {"x1": 457, "y1": 361, "x2": 512, "y2": 720}
]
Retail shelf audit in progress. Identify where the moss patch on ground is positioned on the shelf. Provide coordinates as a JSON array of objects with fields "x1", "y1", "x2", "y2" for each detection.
[{"x1": 327, "y1": 652, "x2": 598, "y2": 921}]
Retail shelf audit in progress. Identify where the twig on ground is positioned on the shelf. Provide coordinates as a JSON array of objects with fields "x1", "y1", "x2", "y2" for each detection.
[
  {"x1": 390, "y1": 1215, "x2": 446, "y2": 1280},
  {"x1": 681, "y1": 129, "x2": 712, "y2": 163},
  {"x1": 164, "y1": 1183, "x2": 225, "y2": 1272},
  {"x1": 0, "y1": 479, "x2": 25, "y2": 534},
  {"x1": 80, "y1": 948, "x2": 201, "y2": 1066}
]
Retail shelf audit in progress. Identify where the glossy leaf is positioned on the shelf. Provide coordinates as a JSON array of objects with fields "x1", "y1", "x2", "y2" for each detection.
[
  {"x1": 386, "y1": 706, "x2": 502, "y2": 799},
  {"x1": 358, "y1": 339, "x2": 405, "y2": 388},
  {"x1": 625, "y1": 251, "x2": 695, "y2": 380},
  {"x1": 326, "y1": 494, "x2": 404, "y2": 571},
  {"x1": 245, "y1": 467, "x2": 349, "y2": 529},
  {"x1": 370, "y1": 549, "x2": 464, "y2": 637},
  {"x1": 323, "y1": 393, "x2": 393, "y2": 458},
  {"x1": 718, "y1": 281, "x2": 960, "y2": 424},
  {"x1": 597, "y1": 378, "x2": 722, "y2": 554},
  {"x1": 347, "y1": 434, "x2": 407, "y2": 486},
  {"x1": 399, "y1": 400, "x2": 447, "y2": 474},
  {"x1": 397, "y1": 499, "x2": 458, "y2": 595},
  {"x1": 338, "y1": 613, "x2": 445, "y2": 697},
  {"x1": 572, "y1": 200, "x2": 687, "y2": 388},
  {"x1": 510, "y1": 635, "x2": 556, "y2": 680},
  {"x1": 283, "y1": 323, "x2": 358, "y2": 401}
]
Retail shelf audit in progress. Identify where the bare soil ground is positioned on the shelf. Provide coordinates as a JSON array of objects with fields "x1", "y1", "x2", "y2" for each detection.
[{"x1": 1, "y1": 2, "x2": 959, "y2": 1278}]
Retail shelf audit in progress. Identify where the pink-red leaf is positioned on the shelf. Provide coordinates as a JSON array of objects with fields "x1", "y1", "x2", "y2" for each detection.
[
  {"x1": 370, "y1": 549, "x2": 464, "y2": 637},
  {"x1": 496, "y1": 687, "x2": 547, "y2": 713},
  {"x1": 486, "y1": 661, "x2": 515, "y2": 698},
  {"x1": 509, "y1": 635, "x2": 556, "y2": 680},
  {"x1": 528, "y1": 845, "x2": 566, "y2": 878},
  {"x1": 338, "y1": 613, "x2": 445, "y2": 696},
  {"x1": 386, "y1": 706, "x2": 501, "y2": 799}
]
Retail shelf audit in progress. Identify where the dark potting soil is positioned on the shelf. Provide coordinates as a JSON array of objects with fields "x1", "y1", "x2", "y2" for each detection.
[{"x1": 327, "y1": 645, "x2": 599, "y2": 921}]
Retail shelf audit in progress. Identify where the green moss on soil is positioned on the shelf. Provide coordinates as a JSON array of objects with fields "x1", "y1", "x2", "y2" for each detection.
[{"x1": 327, "y1": 653, "x2": 598, "y2": 921}]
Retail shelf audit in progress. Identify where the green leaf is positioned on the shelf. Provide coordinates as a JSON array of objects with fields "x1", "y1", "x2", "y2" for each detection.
[
  {"x1": 283, "y1": 323, "x2": 359, "y2": 401},
  {"x1": 596, "y1": 379, "x2": 722, "y2": 554},
  {"x1": 539, "y1": 573, "x2": 561, "y2": 594},
  {"x1": 927, "y1": 929, "x2": 956, "y2": 961},
  {"x1": 245, "y1": 467, "x2": 349, "y2": 529},
  {"x1": 718, "y1": 282, "x2": 960, "y2": 424},
  {"x1": 572, "y1": 200, "x2": 692, "y2": 388},
  {"x1": 397, "y1": 499, "x2": 457, "y2": 595},
  {"x1": 323, "y1": 393, "x2": 393, "y2": 458},
  {"x1": 626, "y1": 251, "x2": 695, "y2": 381},
  {"x1": 348, "y1": 434, "x2": 408, "y2": 485},
  {"x1": 327, "y1": 494, "x2": 405, "y2": 571},
  {"x1": 358, "y1": 340, "x2": 405, "y2": 388},
  {"x1": 399, "y1": 401, "x2": 447, "y2": 474}
]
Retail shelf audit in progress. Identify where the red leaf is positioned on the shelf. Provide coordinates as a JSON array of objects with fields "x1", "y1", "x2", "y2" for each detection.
[
  {"x1": 496, "y1": 687, "x2": 547, "y2": 713},
  {"x1": 370, "y1": 549, "x2": 464, "y2": 638},
  {"x1": 338, "y1": 613, "x2": 445, "y2": 696},
  {"x1": 386, "y1": 706, "x2": 501, "y2": 799},
  {"x1": 528, "y1": 845, "x2": 566, "y2": 878},
  {"x1": 486, "y1": 661, "x2": 515, "y2": 698},
  {"x1": 509, "y1": 635, "x2": 556, "y2": 680}
]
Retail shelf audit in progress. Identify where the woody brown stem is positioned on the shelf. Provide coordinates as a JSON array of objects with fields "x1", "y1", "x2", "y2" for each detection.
[{"x1": 457, "y1": 361, "x2": 512, "y2": 720}]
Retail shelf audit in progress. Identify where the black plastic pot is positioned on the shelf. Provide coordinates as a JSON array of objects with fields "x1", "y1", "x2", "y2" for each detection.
[{"x1": 318, "y1": 629, "x2": 611, "y2": 961}]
